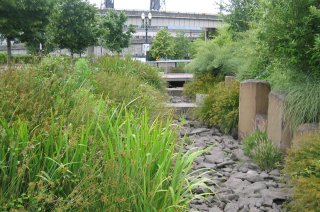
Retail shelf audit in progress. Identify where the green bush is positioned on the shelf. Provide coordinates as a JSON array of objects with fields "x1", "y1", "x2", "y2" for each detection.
[
  {"x1": 12, "y1": 54, "x2": 35, "y2": 64},
  {"x1": 198, "y1": 81, "x2": 239, "y2": 134},
  {"x1": 284, "y1": 133, "x2": 320, "y2": 211},
  {"x1": 0, "y1": 52, "x2": 6, "y2": 64},
  {"x1": 183, "y1": 73, "x2": 224, "y2": 96},
  {"x1": 243, "y1": 130, "x2": 282, "y2": 170}
]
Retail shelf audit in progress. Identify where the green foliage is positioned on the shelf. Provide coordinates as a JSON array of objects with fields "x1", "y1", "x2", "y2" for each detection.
[
  {"x1": 173, "y1": 32, "x2": 191, "y2": 59},
  {"x1": 258, "y1": 0, "x2": 320, "y2": 81},
  {"x1": 284, "y1": 133, "x2": 320, "y2": 211},
  {"x1": 243, "y1": 130, "x2": 282, "y2": 170},
  {"x1": 186, "y1": 27, "x2": 260, "y2": 79},
  {"x1": 198, "y1": 81, "x2": 240, "y2": 134},
  {"x1": 222, "y1": 0, "x2": 259, "y2": 33},
  {"x1": 93, "y1": 57, "x2": 166, "y2": 91},
  {"x1": 48, "y1": 0, "x2": 97, "y2": 56},
  {"x1": 0, "y1": 52, "x2": 6, "y2": 64},
  {"x1": 183, "y1": 73, "x2": 224, "y2": 96},
  {"x1": 284, "y1": 82, "x2": 320, "y2": 131},
  {"x1": 150, "y1": 29, "x2": 175, "y2": 59},
  {"x1": 0, "y1": 56, "x2": 208, "y2": 210},
  {"x1": 0, "y1": 0, "x2": 53, "y2": 62},
  {"x1": 99, "y1": 10, "x2": 135, "y2": 54}
]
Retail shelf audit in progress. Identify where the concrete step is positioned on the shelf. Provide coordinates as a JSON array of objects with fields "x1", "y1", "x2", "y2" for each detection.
[
  {"x1": 161, "y1": 73, "x2": 194, "y2": 82},
  {"x1": 166, "y1": 87, "x2": 184, "y2": 96},
  {"x1": 166, "y1": 102, "x2": 197, "y2": 118}
]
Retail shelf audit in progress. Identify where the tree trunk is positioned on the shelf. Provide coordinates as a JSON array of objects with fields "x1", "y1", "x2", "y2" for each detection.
[
  {"x1": 71, "y1": 50, "x2": 74, "y2": 58},
  {"x1": 6, "y1": 38, "x2": 12, "y2": 66}
]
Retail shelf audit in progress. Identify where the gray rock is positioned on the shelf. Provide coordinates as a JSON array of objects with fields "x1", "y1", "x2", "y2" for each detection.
[
  {"x1": 225, "y1": 202, "x2": 240, "y2": 212},
  {"x1": 219, "y1": 194, "x2": 240, "y2": 202},
  {"x1": 205, "y1": 149, "x2": 225, "y2": 164},
  {"x1": 242, "y1": 182, "x2": 267, "y2": 195},
  {"x1": 209, "y1": 206, "x2": 223, "y2": 212},
  {"x1": 225, "y1": 177, "x2": 251, "y2": 191},
  {"x1": 245, "y1": 170, "x2": 263, "y2": 183},
  {"x1": 216, "y1": 160, "x2": 235, "y2": 168},
  {"x1": 259, "y1": 172, "x2": 269, "y2": 179},
  {"x1": 189, "y1": 128, "x2": 211, "y2": 136},
  {"x1": 269, "y1": 169, "x2": 280, "y2": 176},
  {"x1": 231, "y1": 149, "x2": 250, "y2": 161}
]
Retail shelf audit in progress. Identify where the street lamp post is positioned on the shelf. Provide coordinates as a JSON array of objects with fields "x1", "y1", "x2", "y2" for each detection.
[{"x1": 141, "y1": 12, "x2": 152, "y2": 60}]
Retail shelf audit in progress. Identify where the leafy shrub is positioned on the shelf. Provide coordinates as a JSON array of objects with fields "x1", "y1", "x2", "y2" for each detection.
[
  {"x1": 183, "y1": 73, "x2": 224, "y2": 96},
  {"x1": 0, "y1": 52, "x2": 6, "y2": 64},
  {"x1": 284, "y1": 133, "x2": 320, "y2": 212},
  {"x1": 12, "y1": 54, "x2": 35, "y2": 64},
  {"x1": 198, "y1": 81, "x2": 239, "y2": 134},
  {"x1": 243, "y1": 130, "x2": 282, "y2": 170}
]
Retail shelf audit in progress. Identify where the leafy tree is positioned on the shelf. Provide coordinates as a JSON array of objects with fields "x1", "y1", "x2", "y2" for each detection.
[
  {"x1": 49, "y1": 0, "x2": 97, "y2": 57},
  {"x1": 258, "y1": 0, "x2": 320, "y2": 81},
  {"x1": 173, "y1": 32, "x2": 190, "y2": 59},
  {"x1": 150, "y1": 29, "x2": 174, "y2": 60},
  {"x1": 0, "y1": 0, "x2": 52, "y2": 64},
  {"x1": 222, "y1": 0, "x2": 259, "y2": 33},
  {"x1": 100, "y1": 10, "x2": 135, "y2": 54}
]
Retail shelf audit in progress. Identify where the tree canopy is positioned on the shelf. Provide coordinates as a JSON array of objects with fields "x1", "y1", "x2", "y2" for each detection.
[
  {"x1": 150, "y1": 29, "x2": 175, "y2": 60},
  {"x1": 48, "y1": 0, "x2": 97, "y2": 57},
  {"x1": 100, "y1": 10, "x2": 135, "y2": 54},
  {"x1": 0, "y1": 0, "x2": 53, "y2": 63}
]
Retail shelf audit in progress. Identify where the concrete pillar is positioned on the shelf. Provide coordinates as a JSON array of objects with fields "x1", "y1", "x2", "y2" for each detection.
[
  {"x1": 267, "y1": 92, "x2": 293, "y2": 152},
  {"x1": 225, "y1": 76, "x2": 236, "y2": 86},
  {"x1": 239, "y1": 80, "x2": 271, "y2": 140}
]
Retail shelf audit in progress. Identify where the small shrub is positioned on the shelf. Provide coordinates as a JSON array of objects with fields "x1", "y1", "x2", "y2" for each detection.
[
  {"x1": 198, "y1": 81, "x2": 239, "y2": 134},
  {"x1": 183, "y1": 73, "x2": 224, "y2": 96},
  {"x1": 0, "y1": 52, "x2": 6, "y2": 64},
  {"x1": 284, "y1": 133, "x2": 320, "y2": 212},
  {"x1": 243, "y1": 130, "x2": 282, "y2": 170},
  {"x1": 12, "y1": 54, "x2": 35, "y2": 64}
]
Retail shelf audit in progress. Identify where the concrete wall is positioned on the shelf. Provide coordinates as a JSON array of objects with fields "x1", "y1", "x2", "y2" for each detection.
[{"x1": 238, "y1": 80, "x2": 270, "y2": 140}]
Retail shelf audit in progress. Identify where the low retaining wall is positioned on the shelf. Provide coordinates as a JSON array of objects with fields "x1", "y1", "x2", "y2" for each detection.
[{"x1": 238, "y1": 79, "x2": 319, "y2": 152}]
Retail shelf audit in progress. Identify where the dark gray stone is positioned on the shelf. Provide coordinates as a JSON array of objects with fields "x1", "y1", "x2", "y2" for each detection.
[{"x1": 224, "y1": 202, "x2": 240, "y2": 212}]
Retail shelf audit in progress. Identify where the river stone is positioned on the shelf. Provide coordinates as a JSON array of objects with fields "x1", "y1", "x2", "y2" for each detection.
[
  {"x1": 209, "y1": 206, "x2": 223, "y2": 212},
  {"x1": 269, "y1": 169, "x2": 280, "y2": 176},
  {"x1": 242, "y1": 182, "x2": 267, "y2": 195},
  {"x1": 205, "y1": 149, "x2": 225, "y2": 164},
  {"x1": 224, "y1": 202, "x2": 240, "y2": 212},
  {"x1": 225, "y1": 177, "x2": 251, "y2": 191},
  {"x1": 245, "y1": 170, "x2": 263, "y2": 183}
]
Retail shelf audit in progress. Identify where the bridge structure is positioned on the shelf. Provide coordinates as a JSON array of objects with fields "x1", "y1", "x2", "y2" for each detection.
[
  {"x1": 0, "y1": 9, "x2": 223, "y2": 57},
  {"x1": 93, "y1": 9, "x2": 223, "y2": 57}
]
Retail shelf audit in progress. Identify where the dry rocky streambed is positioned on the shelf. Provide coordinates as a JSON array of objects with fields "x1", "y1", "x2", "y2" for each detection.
[{"x1": 166, "y1": 82, "x2": 291, "y2": 212}]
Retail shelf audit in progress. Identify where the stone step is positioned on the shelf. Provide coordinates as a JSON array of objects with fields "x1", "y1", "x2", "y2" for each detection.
[
  {"x1": 166, "y1": 87, "x2": 184, "y2": 96},
  {"x1": 166, "y1": 102, "x2": 197, "y2": 118},
  {"x1": 161, "y1": 73, "x2": 194, "y2": 82}
]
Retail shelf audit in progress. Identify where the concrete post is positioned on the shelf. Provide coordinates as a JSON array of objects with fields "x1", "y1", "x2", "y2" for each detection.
[
  {"x1": 267, "y1": 92, "x2": 293, "y2": 152},
  {"x1": 239, "y1": 80, "x2": 271, "y2": 140}
]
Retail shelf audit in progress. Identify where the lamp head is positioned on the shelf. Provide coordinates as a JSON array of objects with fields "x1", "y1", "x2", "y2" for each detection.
[
  {"x1": 141, "y1": 12, "x2": 145, "y2": 20},
  {"x1": 148, "y1": 12, "x2": 152, "y2": 20}
]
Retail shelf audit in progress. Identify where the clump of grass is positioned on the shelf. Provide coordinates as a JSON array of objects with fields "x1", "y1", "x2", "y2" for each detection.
[
  {"x1": 243, "y1": 130, "x2": 283, "y2": 170},
  {"x1": 283, "y1": 133, "x2": 320, "y2": 212},
  {"x1": 284, "y1": 82, "x2": 320, "y2": 131},
  {"x1": 183, "y1": 73, "x2": 224, "y2": 96}
]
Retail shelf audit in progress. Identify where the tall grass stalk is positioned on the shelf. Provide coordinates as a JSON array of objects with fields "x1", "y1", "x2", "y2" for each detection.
[{"x1": 284, "y1": 82, "x2": 320, "y2": 130}]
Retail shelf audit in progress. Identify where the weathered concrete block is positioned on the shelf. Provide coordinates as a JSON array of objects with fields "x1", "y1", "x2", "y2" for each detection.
[
  {"x1": 239, "y1": 80, "x2": 270, "y2": 140},
  {"x1": 292, "y1": 123, "x2": 320, "y2": 148},
  {"x1": 267, "y1": 92, "x2": 293, "y2": 152},
  {"x1": 196, "y1": 94, "x2": 208, "y2": 105},
  {"x1": 255, "y1": 114, "x2": 268, "y2": 132},
  {"x1": 225, "y1": 76, "x2": 236, "y2": 86}
]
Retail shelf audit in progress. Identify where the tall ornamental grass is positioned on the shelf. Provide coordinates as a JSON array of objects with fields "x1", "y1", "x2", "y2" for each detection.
[{"x1": 0, "y1": 105, "x2": 207, "y2": 211}]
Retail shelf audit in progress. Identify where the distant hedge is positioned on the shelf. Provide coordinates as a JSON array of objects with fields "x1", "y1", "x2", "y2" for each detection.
[{"x1": 0, "y1": 53, "x2": 35, "y2": 64}]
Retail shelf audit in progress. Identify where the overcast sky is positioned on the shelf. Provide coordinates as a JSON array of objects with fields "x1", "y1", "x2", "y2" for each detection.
[{"x1": 88, "y1": 0, "x2": 220, "y2": 14}]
